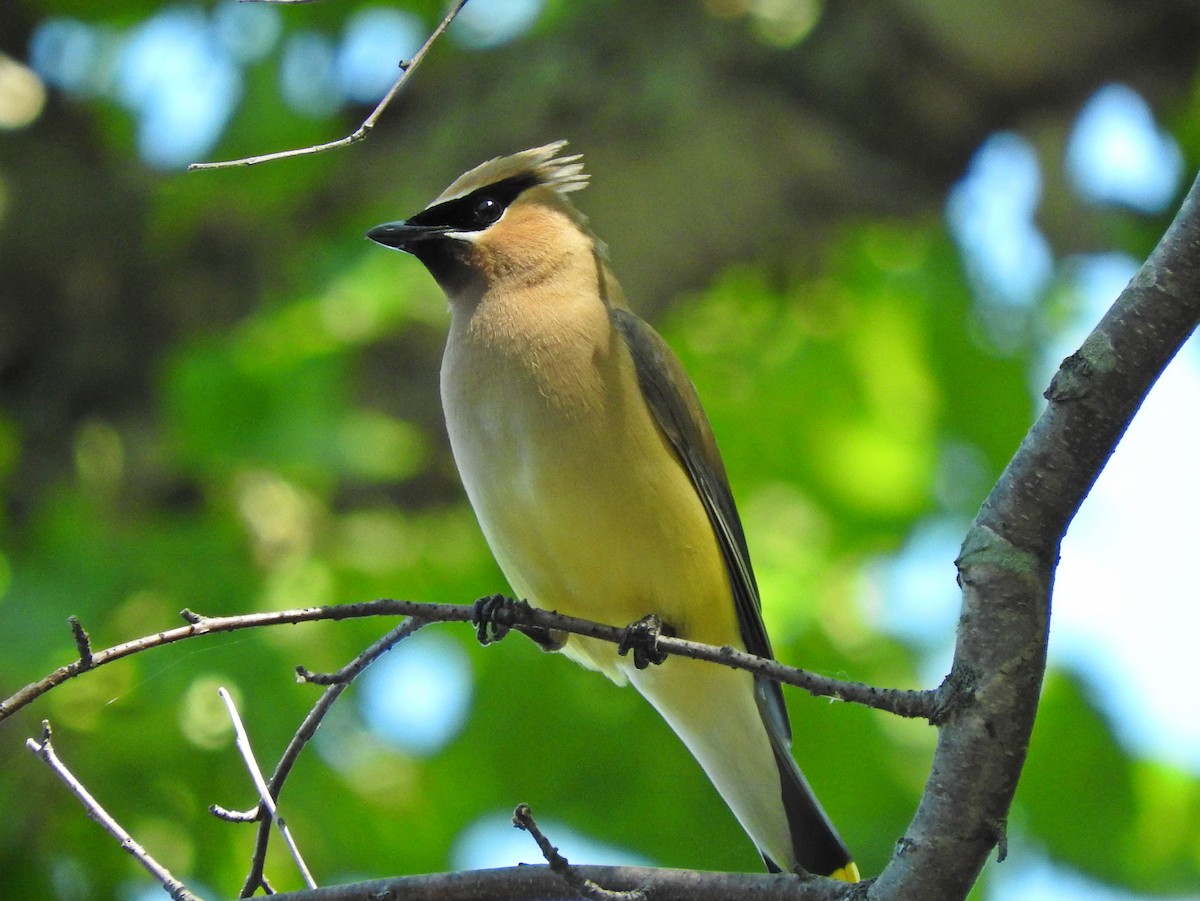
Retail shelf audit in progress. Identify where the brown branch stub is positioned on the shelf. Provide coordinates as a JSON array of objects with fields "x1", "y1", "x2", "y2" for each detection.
[
  {"x1": 295, "y1": 665, "x2": 343, "y2": 685},
  {"x1": 211, "y1": 803, "x2": 260, "y2": 823},
  {"x1": 513, "y1": 804, "x2": 647, "y2": 901},
  {"x1": 67, "y1": 616, "x2": 93, "y2": 669},
  {"x1": 187, "y1": 0, "x2": 469, "y2": 170},
  {"x1": 926, "y1": 664, "x2": 978, "y2": 727},
  {"x1": 994, "y1": 817, "x2": 1009, "y2": 863}
]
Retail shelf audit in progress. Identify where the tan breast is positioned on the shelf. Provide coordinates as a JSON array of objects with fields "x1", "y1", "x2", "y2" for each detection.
[{"x1": 440, "y1": 280, "x2": 738, "y2": 679}]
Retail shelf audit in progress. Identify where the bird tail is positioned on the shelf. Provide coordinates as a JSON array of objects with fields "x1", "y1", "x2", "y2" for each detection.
[
  {"x1": 627, "y1": 657, "x2": 856, "y2": 880},
  {"x1": 763, "y1": 724, "x2": 858, "y2": 881}
]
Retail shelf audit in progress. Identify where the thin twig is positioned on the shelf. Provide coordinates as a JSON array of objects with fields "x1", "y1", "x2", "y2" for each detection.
[
  {"x1": 188, "y1": 0, "x2": 469, "y2": 170},
  {"x1": 236, "y1": 617, "x2": 428, "y2": 897},
  {"x1": 513, "y1": 804, "x2": 647, "y2": 901},
  {"x1": 210, "y1": 803, "x2": 259, "y2": 823},
  {"x1": 219, "y1": 687, "x2": 317, "y2": 890},
  {"x1": 26, "y1": 722, "x2": 205, "y2": 901},
  {"x1": 1, "y1": 600, "x2": 935, "y2": 726},
  {"x1": 0, "y1": 600, "x2": 460, "y2": 722}
]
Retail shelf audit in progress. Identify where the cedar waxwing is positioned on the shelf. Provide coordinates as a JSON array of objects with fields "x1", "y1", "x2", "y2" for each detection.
[{"x1": 367, "y1": 142, "x2": 858, "y2": 882}]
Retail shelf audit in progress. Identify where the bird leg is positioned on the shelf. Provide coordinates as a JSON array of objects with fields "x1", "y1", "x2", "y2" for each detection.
[{"x1": 617, "y1": 614, "x2": 675, "y2": 669}]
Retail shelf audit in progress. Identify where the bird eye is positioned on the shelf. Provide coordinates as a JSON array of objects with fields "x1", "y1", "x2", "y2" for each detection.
[{"x1": 473, "y1": 196, "x2": 502, "y2": 226}]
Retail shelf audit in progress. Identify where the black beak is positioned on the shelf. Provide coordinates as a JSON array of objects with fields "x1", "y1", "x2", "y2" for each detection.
[{"x1": 366, "y1": 220, "x2": 450, "y2": 251}]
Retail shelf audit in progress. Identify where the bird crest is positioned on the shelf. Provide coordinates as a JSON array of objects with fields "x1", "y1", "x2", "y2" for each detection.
[{"x1": 432, "y1": 141, "x2": 588, "y2": 206}]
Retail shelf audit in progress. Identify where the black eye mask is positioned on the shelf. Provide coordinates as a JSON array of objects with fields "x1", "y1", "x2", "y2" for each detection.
[{"x1": 409, "y1": 173, "x2": 540, "y2": 233}]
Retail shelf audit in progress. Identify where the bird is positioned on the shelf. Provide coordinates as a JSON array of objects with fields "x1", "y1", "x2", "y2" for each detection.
[{"x1": 366, "y1": 141, "x2": 858, "y2": 881}]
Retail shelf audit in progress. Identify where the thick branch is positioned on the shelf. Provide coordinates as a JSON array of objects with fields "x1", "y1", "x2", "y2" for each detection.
[
  {"x1": 260, "y1": 864, "x2": 855, "y2": 901},
  {"x1": 872, "y1": 175, "x2": 1200, "y2": 899}
]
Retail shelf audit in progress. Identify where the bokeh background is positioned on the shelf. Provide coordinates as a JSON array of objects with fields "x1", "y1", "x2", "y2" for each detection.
[{"x1": 2, "y1": 1, "x2": 1199, "y2": 898}]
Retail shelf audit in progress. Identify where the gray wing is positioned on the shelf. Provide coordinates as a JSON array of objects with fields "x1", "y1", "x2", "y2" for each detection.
[
  {"x1": 610, "y1": 307, "x2": 792, "y2": 744},
  {"x1": 614, "y1": 308, "x2": 855, "y2": 878}
]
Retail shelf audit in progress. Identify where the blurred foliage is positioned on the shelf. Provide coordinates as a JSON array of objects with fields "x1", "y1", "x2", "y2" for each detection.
[{"x1": 2, "y1": 1, "x2": 1200, "y2": 899}]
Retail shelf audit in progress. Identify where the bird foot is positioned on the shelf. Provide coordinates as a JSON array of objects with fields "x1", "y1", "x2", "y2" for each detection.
[
  {"x1": 472, "y1": 594, "x2": 527, "y2": 644},
  {"x1": 617, "y1": 614, "x2": 675, "y2": 669},
  {"x1": 471, "y1": 595, "x2": 565, "y2": 651}
]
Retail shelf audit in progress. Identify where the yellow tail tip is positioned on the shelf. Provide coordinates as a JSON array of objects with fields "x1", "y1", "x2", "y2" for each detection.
[{"x1": 830, "y1": 861, "x2": 861, "y2": 883}]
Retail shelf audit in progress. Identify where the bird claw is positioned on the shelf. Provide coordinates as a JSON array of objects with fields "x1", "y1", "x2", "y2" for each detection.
[
  {"x1": 618, "y1": 614, "x2": 674, "y2": 669},
  {"x1": 472, "y1": 594, "x2": 526, "y2": 645},
  {"x1": 472, "y1": 595, "x2": 566, "y2": 651}
]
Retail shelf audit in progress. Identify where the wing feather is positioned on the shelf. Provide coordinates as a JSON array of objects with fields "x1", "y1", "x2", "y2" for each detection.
[{"x1": 610, "y1": 308, "x2": 792, "y2": 744}]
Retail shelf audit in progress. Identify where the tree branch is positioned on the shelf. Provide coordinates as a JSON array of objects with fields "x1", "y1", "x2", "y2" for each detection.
[
  {"x1": 259, "y1": 864, "x2": 857, "y2": 901},
  {"x1": 0, "y1": 600, "x2": 451, "y2": 722},
  {"x1": 27, "y1": 722, "x2": 205, "y2": 901},
  {"x1": 218, "y1": 687, "x2": 317, "y2": 891},
  {"x1": 871, "y1": 174, "x2": 1200, "y2": 900},
  {"x1": 0, "y1": 600, "x2": 934, "y2": 727},
  {"x1": 512, "y1": 804, "x2": 647, "y2": 901},
  {"x1": 233, "y1": 617, "x2": 429, "y2": 897},
  {"x1": 187, "y1": 0, "x2": 469, "y2": 171}
]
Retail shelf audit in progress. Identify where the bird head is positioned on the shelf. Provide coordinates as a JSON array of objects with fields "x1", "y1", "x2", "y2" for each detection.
[{"x1": 367, "y1": 141, "x2": 594, "y2": 300}]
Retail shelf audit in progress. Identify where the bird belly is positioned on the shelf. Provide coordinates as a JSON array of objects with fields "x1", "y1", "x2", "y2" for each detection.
[
  {"x1": 469, "y1": 415, "x2": 737, "y2": 675},
  {"x1": 442, "y1": 334, "x2": 741, "y2": 680}
]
